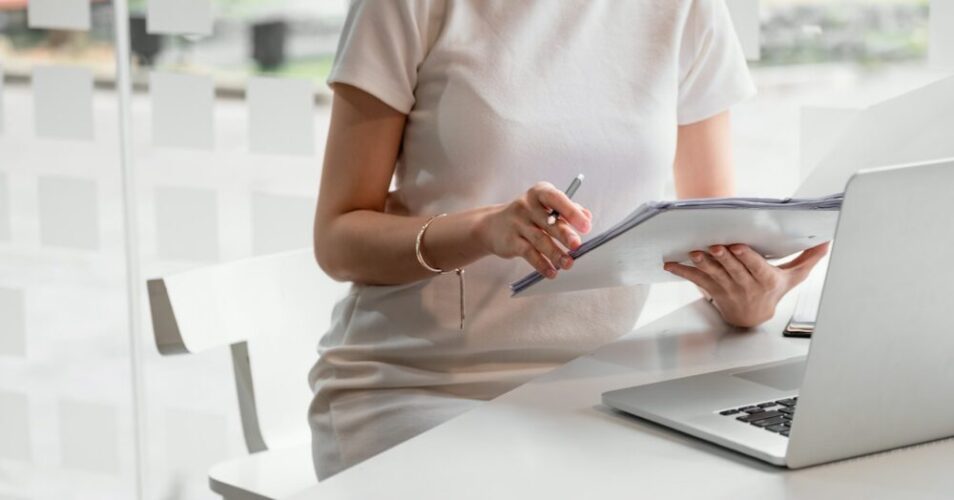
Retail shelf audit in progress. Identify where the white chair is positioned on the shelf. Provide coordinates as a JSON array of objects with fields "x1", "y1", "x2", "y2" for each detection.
[{"x1": 147, "y1": 249, "x2": 350, "y2": 499}]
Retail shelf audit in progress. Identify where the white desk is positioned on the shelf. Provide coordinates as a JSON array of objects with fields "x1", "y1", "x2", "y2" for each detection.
[{"x1": 287, "y1": 299, "x2": 954, "y2": 499}]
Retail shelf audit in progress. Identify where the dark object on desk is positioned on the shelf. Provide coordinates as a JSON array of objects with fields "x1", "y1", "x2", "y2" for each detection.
[
  {"x1": 784, "y1": 266, "x2": 825, "y2": 338},
  {"x1": 783, "y1": 320, "x2": 813, "y2": 338}
]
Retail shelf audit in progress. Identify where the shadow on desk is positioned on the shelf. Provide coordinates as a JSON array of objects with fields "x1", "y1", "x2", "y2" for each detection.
[{"x1": 592, "y1": 404, "x2": 782, "y2": 472}]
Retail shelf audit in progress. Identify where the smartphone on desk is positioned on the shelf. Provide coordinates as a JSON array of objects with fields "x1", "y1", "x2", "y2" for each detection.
[{"x1": 783, "y1": 322, "x2": 813, "y2": 338}]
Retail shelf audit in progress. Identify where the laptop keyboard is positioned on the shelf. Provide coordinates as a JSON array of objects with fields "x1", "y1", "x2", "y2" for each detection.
[{"x1": 718, "y1": 397, "x2": 797, "y2": 437}]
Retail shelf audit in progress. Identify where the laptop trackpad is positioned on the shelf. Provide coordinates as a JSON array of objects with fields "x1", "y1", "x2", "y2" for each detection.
[{"x1": 733, "y1": 359, "x2": 805, "y2": 391}]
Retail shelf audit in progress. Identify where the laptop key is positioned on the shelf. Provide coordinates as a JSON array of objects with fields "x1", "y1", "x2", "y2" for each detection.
[
  {"x1": 766, "y1": 424, "x2": 788, "y2": 433},
  {"x1": 737, "y1": 411, "x2": 783, "y2": 423},
  {"x1": 780, "y1": 430, "x2": 790, "y2": 437},
  {"x1": 752, "y1": 416, "x2": 787, "y2": 428},
  {"x1": 775, "y1": 399, "x2": 796, "y2": 407},
  {"x1": 758, "y1": 402, "x2": 777, "y2": 408},
  {"x1": 719, "y1": 409, "x2": 740, "y2": 416}
]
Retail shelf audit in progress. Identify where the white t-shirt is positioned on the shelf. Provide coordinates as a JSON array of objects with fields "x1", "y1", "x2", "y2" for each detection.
[{"x1": 309, "y1": 0, "x2": 755, "y2": 480}]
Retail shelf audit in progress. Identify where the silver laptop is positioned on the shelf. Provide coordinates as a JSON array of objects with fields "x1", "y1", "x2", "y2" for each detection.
[{"x1": 603, "y1": 158, "x2": 954, "y2": 468}]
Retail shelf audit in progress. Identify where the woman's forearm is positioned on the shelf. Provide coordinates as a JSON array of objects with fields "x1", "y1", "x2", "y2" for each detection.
[
  {"x1": 315, "y1": 86, "x2": 590, "y2": 286},
  {"x1": 315, "y1": 205, "x2": 498, "y2": 285}
]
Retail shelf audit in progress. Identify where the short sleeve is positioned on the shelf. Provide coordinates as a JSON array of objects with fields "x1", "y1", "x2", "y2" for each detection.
[
  {"x1": 677, "y1": 0, "x2": 757, "y2": 125},
  {"x1": 328, "y1": 0, "x2": 441, "y2": 114}
]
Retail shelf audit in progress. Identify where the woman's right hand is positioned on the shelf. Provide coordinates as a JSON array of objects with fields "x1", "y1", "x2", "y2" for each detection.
[{"x1": 474, "y1": 182, "x2": 593, "y2": 279}]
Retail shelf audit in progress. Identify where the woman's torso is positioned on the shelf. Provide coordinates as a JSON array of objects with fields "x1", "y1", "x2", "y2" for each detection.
[{"x1": 313, "y1": 0, "x2": 692, "y2": 430}]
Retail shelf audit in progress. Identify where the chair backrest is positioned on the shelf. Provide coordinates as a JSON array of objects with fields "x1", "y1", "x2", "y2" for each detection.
[{"x1": 147, "y1": 249, "x2": 350, "y2": 452}]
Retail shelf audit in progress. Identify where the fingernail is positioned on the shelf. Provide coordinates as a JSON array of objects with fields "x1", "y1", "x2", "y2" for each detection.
[
  {"x1": 691, "y1": 252, "x2": 703, "y2": 263},
  {"x1": 561, "y1": 256, "x2": 573, "y2": 269},
  {"x1": 730, "y1": 245, "x2": 743, "y2": 255},
  {"x1": 546, "y1": 269, "x2": 557, "y2": 279},
  {"x1": 711, "y1": 246, "x2": 724, "y2": 256}
]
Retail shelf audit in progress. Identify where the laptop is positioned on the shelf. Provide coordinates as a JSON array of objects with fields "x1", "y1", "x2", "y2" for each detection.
[{"x1": 602, "y1": 158, "x2": 954, "y2": 468}]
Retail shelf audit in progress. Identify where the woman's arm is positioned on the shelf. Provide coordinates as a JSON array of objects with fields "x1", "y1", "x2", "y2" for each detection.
[
  {"x1": 673, "y1": 111, "x2": 736, "y2": 199},
  {"x1": 314, "y1": 84, "x2": 591, "y2": 285},
  {"x1": 667, "y1": 111, "x2": 828, "y2": 328}
]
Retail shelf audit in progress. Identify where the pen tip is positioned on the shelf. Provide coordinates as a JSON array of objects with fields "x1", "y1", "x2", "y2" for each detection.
[{"x1": 577, "y1": 174, "x2": 585, "y2": 181}]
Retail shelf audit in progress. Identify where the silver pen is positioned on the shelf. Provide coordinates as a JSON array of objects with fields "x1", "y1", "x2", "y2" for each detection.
[{"x1": 547, "y1": 174, "x2": 584, "y2": 225}]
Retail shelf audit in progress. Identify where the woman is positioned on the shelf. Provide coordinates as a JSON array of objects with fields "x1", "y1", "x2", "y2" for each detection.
[{"x1": 309, "y1": 0, "x2": 828, "y2": 480}]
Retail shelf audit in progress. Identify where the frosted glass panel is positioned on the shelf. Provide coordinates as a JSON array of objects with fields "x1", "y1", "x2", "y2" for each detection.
[
  {"x1": 150, "y1": 72, "x2": 214, "y2": 150},
  {"x1": 251, "y1": 192, "x2": 314, "y2": 255},
  {"x1": 248, "y1": 77, "x2": 315, "y2": 156},
  {"x1": 0, "y1": 287, "x2": 26, "y2": 357},
  {"x1": 726, "y1": 0, "x2": 760, "y2": 61},
  {"x1": 155, "y1": 186, "x2": 219, "y2": 261},
  {"x1": 0, "y1": 62, "x2": 5, "y2": 135},
  {"x1": 37, "y1": 176, "x2": 100, "y2": 250},
  {"x1": 0, "y1": 391, "x2": 31, "y2": 461},
  {"x1": 163, "y1": 408, "x2": 230, "y2": 474},
  {"x1": 0, "y1": 172, "x2": 10, "y2": 242},
  {"x1": 32, "y1": 66, "x2": 94, "y2": 141},
  {"x1": 28, "y1": 0, "x2": 91, "y2": 31},
  {"x1": 930, "y1": 0, "x2": 954, "y2": 70},
  {"x1": 58, "y1": 399, "x2": 121, "y2": 474},
  {"x1": 147, "y1": 0, "x2": 212, "y2": 36}
]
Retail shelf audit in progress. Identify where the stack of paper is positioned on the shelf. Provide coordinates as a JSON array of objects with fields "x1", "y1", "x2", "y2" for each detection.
[{"x1": 511, "y1": 194, "x2": 843, "y2": 296}]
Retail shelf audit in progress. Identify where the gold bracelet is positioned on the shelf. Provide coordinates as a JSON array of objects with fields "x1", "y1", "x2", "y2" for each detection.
[{"x1": 415, "y1": 214, "x2": 466, "y2": 330}]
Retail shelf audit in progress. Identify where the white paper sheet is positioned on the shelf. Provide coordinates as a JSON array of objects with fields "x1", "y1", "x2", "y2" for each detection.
[
  {"x1": 38, "y1": 176, "x2": 100, "y2": 250},
  {"x1": 150, "y1": 71, "x2": 214, "y2": 150},
  {"x1": 726, "y1": 0, "x2": 761, "y2": 61},
  {"x1": 0, "y1": 391, "x2": 30, "y2": 461},
  {"x1": 28, "y1": 0, "x2": 90, "y2": 31},
  {"x1": 930, "y1": 0, "x2": 954, "y2": 70},
  {"x1": 247, "y1": 77, "x2": 315, "y2": 156},
  {"x1": 0, "y1": 287, "x2": 25, "y2": 357},
  {"x1": 795, "y1": 76, "x2": 954, "y2": 198},
  {"x1": 155, "y1": 186, "x2": 219, "y2": 261},
  {"x1": 512, "y1": 195, "x2": 842, "y2": 296},
  {"x1": 799, "y1": 106, "x2": 859, "y2": 181},
  {"x1": 251, "y1": 192, "x2": 314, "y2": 255},
  {"x1": 148, "y1": 0, "x2": 212, "y2": 36},
  {"x1": 58, "y1": 399, "x2": 120, "y2": 474},
  {"x1": 33, "y1": 66, "x2": 94, "y2": 141}
]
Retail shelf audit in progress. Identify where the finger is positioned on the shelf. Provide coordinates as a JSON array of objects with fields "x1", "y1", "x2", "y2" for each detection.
[
  {"x1": 690, "y1": 251, "x2": 735, "y2": 290},
  {"x1": 532, "y1": 183, "x2": 591, "y2": 233},
  {"x1": 664, "y1": 262, "x2": 721, "y2": 295},
  {"x1": 779, "y1": 242, "x2": 830, "y2": 271},
  {"x1": 575, "y1": 203, "x2": 593, "y2": 221},
  {"x1": 729, "y1": 244, "x2": 776, "y2": 284},
  {"x1": 516, "y1": 238, "x2": 557, "y2": 278},
  {"x1": 518, "y1": 224, "x2": 571, "y2": 270},
  {"x1": 529, "y1": 209, "x2": 583, "y2": 251},
  {"x1": 709, "y1": 245, "x2": 755, "y2": 285}
]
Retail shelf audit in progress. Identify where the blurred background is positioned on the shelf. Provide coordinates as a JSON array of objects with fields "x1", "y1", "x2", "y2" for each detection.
[{"x1": 0, "y1": 0, "x2": 949, "y2": 498}]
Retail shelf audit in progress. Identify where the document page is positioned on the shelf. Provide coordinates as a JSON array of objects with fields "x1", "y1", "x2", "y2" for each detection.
[{"x1": 511, "y1": 194, "x2": 843, "y2": 296}]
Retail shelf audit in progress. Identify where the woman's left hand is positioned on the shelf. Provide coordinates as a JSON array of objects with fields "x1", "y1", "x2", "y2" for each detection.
[{"x1": 664, "y1": 243, "x2": 830, "y2": 328}]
